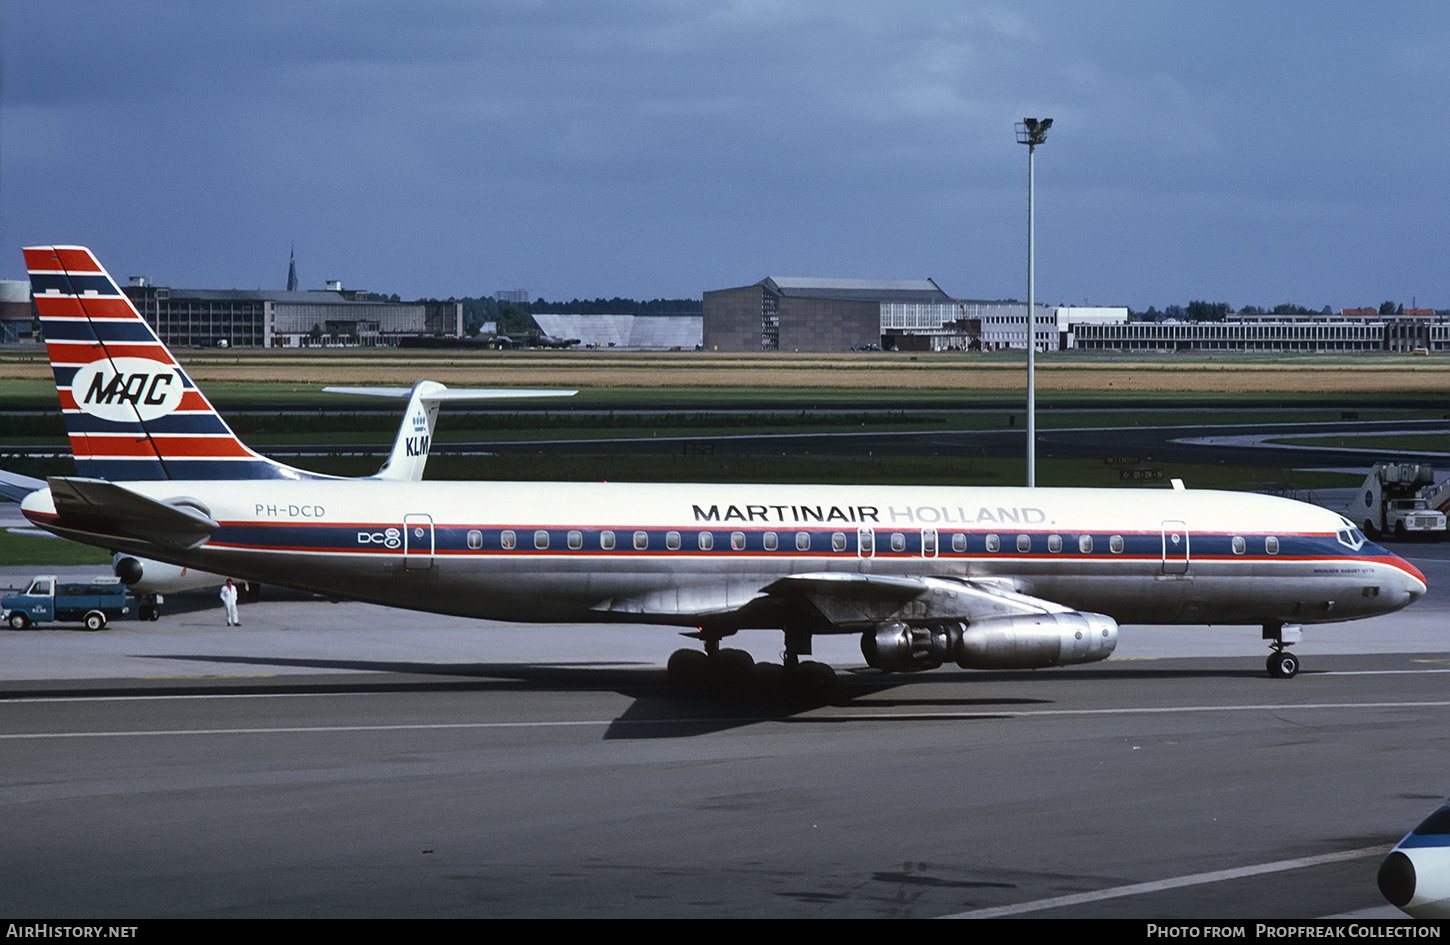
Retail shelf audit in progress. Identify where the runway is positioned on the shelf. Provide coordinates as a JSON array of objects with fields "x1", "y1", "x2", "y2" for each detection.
[{"x1": 1, "y1": 548, "x2": 1447, "y2": 919}]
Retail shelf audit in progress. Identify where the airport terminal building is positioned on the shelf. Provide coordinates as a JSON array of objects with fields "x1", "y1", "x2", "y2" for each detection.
[{"x1": 121, "y1": 282, "x2": 463, "y2": 348}]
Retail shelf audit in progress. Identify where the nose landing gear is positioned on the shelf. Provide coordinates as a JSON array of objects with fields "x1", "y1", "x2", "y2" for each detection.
[{"x1": 1263, "y1": 623, "x2": 1303, "y2": 679}]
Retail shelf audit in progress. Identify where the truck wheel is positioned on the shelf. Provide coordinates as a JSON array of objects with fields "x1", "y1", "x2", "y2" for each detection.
[
  {"x1": 8, "y1": 612, "x2": 30, "y2": 630},
  {"x1": 83, "y1": 611, "x2": 107, "y2": 632},
  {"x1": 1363, "y1": 520, "x2": 1379, "y2": 539},
  {"x1": 1394, "y1": 521, "x2": 1407, "y2": 540}
]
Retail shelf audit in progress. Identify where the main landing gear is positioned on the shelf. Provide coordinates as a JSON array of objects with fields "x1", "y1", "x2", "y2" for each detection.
[
  {"x1": 667, "y1": 629, "x2": 837, "y2": 702},
  {"x1": 1263, "y1": 623, "x2": 1303, "y2": 679}
]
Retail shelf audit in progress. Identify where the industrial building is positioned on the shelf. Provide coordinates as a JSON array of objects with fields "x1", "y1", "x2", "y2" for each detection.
[
  {"x1": 704, "y1": 277, "x2": 957, "y2": 351},
  {"x1": 702, "y1": 275, "x2": 1131, "y2": 352},
  {"x1": 121, "y1": 282, "x2": 463, "y2": 348}
]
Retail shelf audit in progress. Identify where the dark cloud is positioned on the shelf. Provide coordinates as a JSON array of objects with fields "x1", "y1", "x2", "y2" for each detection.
[{"x1": 3, "y1": 1, "x2": 1448, "y2": 310}]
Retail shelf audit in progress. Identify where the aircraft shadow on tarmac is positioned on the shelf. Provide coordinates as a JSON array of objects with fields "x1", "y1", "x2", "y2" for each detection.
[{"x1": 13, "y1": 652, "x2": 1274, "y2": 739}]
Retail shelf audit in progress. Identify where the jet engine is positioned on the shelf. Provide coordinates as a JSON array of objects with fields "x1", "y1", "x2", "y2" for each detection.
[
  {"x1": 113, "y1": 554, "x2": 146, "y2": 585},
  {"x1": 1379, "y1": 798, "x2": 1450, "y2": 919},
  {"x1": 860, "y1": 612, "x2": 1118, "y2": 673}
]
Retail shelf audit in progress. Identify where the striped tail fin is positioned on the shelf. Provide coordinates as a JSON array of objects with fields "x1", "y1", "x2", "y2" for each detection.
[{"x1": 24, "y1": 245, "x2": 321, "y2": 481}]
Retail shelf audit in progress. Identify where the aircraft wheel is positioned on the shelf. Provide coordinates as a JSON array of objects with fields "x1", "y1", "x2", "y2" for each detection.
[
  {"x1": 1267, "y1": 651, "x2": 1299, "y2": 679},
  {"x1": 667, "y1": 648, "x2": 710, "y2": 684},
  {"x1": 9, "y1": 612, "x2": 30, "y2": 630},
  {"x1": 751, "y1": 661, "x2": 786, "y2": 697},
  {"x1": 715, "y1": 647, "x2": 755, "y2": 684},
  {"x1": 789, "y1": 660, "x2": 838, "y2": 703},
  {"x1": 137, "y1": 603, "x2": 155, "y2": 621},
  {"x1": 83, "y1": 611, "x2": 107, "y2": 632}
]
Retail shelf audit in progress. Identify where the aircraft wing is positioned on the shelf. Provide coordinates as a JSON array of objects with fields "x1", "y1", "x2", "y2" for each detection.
[
  {"x1": 759, "y1": 572, "x2": 1076, "y2": 628},
  {"x1": 43, "y1": 477, "x2": 218, "y2": 550},
  {"x1": 592, "y1": 570, "x2": 1117, "y2": 671}
]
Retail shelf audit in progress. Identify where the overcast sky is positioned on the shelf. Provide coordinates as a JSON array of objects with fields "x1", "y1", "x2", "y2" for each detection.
[{"x1": 3, "y1": 1, "x2": 1449, "y2": 310}]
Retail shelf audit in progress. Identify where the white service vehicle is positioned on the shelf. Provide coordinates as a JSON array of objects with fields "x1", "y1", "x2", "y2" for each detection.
[{"x1": 1345, "y1": 463, "x2": 1447, "y2": 539}]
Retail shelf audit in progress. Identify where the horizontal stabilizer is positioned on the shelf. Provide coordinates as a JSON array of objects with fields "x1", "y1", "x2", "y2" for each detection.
[
  {"x1": 0, "y1": 470, "x2": 46, "y2": 503},
  {"x1": 323, "y1": 386, "x2": 577, "y2": 400},
  {"x1": 323, "y1": 382, "x2": 576, "y2": 482},
  {"x1": 47, "y1": 477, "x2": 218, "y2": 549}
]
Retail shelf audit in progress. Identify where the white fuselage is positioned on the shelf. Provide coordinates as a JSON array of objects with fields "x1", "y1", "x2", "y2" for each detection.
[{"x1": 22, "y1": 479, "x2": 1426, "y2": 631}]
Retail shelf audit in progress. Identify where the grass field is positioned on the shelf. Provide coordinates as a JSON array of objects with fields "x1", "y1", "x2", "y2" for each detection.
[
  {"x1": 3, "y1": 347, "x2": 1449, "y2": 399},
  {"x1": 1, "y1": 346, "x2": 1444, "y2": 493}
]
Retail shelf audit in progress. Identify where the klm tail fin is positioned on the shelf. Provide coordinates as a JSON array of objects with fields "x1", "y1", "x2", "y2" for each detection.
[
  {"x1": 24, "y1": 245, "x2": 319, "y2": 482},
  {"x1": 323, "y1": 382, "x2": 576, "y2": 481}
]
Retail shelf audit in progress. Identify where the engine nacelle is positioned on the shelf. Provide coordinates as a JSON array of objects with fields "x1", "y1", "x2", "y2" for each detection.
[
  {"x1": 860, "y1": 621, "x2": 956, "y2": 673},
  {"x1": 1380, "y1": 798, "x2": 1450, "y2": 919},
  {"x1": 955, "y1": 612, "x2": 1118, "y2": 669},
  {"x1": 859, "y1": 612, "x2": 1118, "y2": 673},
  {"x1": 113, "y1": 554, "x2": 146, "y2": 585}
]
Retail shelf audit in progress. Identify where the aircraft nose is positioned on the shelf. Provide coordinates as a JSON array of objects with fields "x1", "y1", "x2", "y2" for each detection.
[{"x1": 1398, "y1": 558, "x2": 1428, "y2": 603}]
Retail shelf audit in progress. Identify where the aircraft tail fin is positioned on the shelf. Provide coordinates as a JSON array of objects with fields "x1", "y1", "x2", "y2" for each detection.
[
  {"x1": 323, "y1": 383, "x2": 576, "y2": 481},
  {"x1": 24, "y1": 246, "x2": 315, "y2": 482}
]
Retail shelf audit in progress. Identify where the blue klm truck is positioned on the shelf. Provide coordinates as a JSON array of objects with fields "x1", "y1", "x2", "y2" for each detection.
[{"x1": 3, "y1": 575, "x2": 130, "y2": 630}]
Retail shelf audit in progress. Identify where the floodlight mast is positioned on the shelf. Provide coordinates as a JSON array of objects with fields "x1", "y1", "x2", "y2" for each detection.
[{"x1": 1015, "y1": 117, "x2": 1051, "y2": 487}]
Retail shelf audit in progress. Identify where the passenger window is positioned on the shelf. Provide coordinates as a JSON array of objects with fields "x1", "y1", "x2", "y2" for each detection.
[
  {"x1": 985, "y1": 534, "x2": 1000, "y2": 552},
  {"x1": 763, "y1": 532, "x2": 778, "y2": 551},
  {"x1": 634, "y1": 530, "x2": 649, "y2": 550},
  {"x1": 952, "y1": 533, "x2": 967, "y2": 553},
  {"x1": 568, "y1": 530, "x2": 583, "y2": 550},
  {"x1": 1110, "y1": 535, "x2": 1124, "y2": 554},
  {"x1": 600, "y1": 530, "x2": 615, "y2": 550},
  {"x1": 698, "y1": 531, "x2": 714, "y2": 551},
  {"x1": 922, "y1": 530, "x2": 937, "y2": 555},
  {"x1": 831, "y1": 532, "x2": 847, "y2": 552},
  {"x1": 1048, "y1": 534, "x2": 1063, "y2": 553},
  {"x1": 501, "y1": 530, "x2": 516, "y2": 550},
  {"x1": 1232, "y1": 536, "x2": 1246, "y2": 554},
  {"x1": 1265, "y1": 535, "x2": 1279, "y2": 554},
  {"x1": 1016, "y1": 534, "x2": 1031, "y2": 553},
  {"x1": 859, "y1": 529, "x2": 874, "y2": 554},
  {"x1": 666, "y1": 531, "x2": 681, "y2": 551},
  {"x1": 1078, "y1": 534, "x2": 1093, "y2": 554},
  {"x1": 534, "y1": 530, "x2": 549, "y2": 550},
  {"x1": 731, "y1": 531, "x2": 746, "y2": 551},
  {"x1": 891, "y1": 532, "x2": 906, "y2": 552},
  {"x1": 467, "y1": 530, "x2": 483, "y2": 550},
  {"x1": 796, "y1": 531, "x2": 811, "y2": 551}
]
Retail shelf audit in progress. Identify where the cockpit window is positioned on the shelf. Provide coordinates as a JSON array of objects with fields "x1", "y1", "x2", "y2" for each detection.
[
  {"x1": 1336, "y1": 517, "x2": 1366, "y2": 550},
  {"x1": 1336, "y1": 527, "x2": 1365, "y2": 550}
]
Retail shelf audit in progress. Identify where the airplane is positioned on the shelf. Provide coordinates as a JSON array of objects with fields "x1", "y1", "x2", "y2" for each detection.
[
  {"x1": 529, "y1": 332, "x2": 580, "y2": 349},
  {"x1": 14, "y1": 245, "x2": 1428, "y2": 694},
  {"x1": 1379, "y1": 797, "x2": 1450, "y2": 919}
]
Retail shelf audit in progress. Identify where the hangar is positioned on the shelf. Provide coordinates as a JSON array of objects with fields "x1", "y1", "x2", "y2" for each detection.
[{"x1": 703, "y1": 276, "x2": 959, "y2": 352}]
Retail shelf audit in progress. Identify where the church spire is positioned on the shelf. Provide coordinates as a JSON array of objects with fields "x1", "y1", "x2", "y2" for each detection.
[{"x1": 286, "y1": 246, "x2": 298, "y2": 291}]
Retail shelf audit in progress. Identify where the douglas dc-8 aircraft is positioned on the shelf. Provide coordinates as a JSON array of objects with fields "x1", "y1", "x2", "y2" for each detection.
[{"x1": 16, "y1": 246, "x2": 1427, "y2": 691}]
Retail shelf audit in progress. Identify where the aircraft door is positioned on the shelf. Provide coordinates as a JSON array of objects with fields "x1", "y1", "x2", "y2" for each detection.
[
  {"x1": 404, "y1": 513, "x2": 434, "y2": 571},
  {"x1": 1161, "y1": 520, "x2": 1189, "y2": 575}
]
